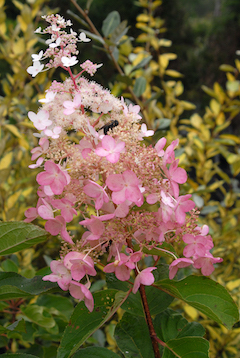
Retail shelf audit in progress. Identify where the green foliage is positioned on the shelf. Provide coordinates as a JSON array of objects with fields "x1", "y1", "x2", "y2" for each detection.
[
  {"x1": 0, "y1": 222, "x2": 49, "y2": 256},
  {"x1": 0, "y1": 220, "x2": 238, "y2": 356}
]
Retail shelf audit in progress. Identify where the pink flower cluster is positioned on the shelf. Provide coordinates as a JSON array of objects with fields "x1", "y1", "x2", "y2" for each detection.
[
  {"x1": 26, "y1": 15, "x2": 222, "y2": 311},
  {"x1": 42, "y1": 253, "x2": 96, "y2": 311}
]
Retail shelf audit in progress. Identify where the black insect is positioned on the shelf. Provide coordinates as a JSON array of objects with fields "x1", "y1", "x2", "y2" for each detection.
[
  {"x1": 101, "y1": 239, "x2": 113, "y2": 253},
  {"x1": 105, "y1": 239, "x2": 113, "y2": 253},
  {"x1": 99, "y1": 120, "x2": 119, "y2": 135}
]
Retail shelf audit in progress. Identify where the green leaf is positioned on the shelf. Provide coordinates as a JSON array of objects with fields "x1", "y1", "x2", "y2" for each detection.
[
  {"x1": 115, "y1": 312, "x2": 155, "y2": 358},
  {"x1": 102, "y1": 11, "x2": 121, "y2": 37},
  {"x1": 200, "y1": 205, "x2": 218, "y2": 214},
  {"x1": 36, "y1": 294, "x2": 74, "y2": 321},
  {"x1": 111, "y1": 20, "x2": 129, "y2": 44},
  {"x1": 153, "y1": 118, "x2": 171, "y2": 130},
  {"x1": 154, "y1": 309, "x2": 205, "y2": 342},
  {"x1": 0, "y1": 222, "x2": 49, "y2": 256},
  {"x1": 111, "y1": 47, "x2": 119, "y2": 61},
  {"x1": 21, "y1": 304, "x2": 56, "y2": 329},
  {"x1": 153, "y1": 309, "x2": 208, "y2": 357},
  {"x1": 0, "y1": 319, "x2": 26, "y2": 334},
  {"x1": 155, "y1": 276, "x2": 239, "y2": 329},
  {"x1": 0, "y1": 272, "x2": 57, "y2": 300},
  {"x1": 106, "y1": 264, "x2": 174, "y2": 316},
  {"x1": 1, "y1": 259, "x2": 18, "y2": 272},
  {"x1": 133, "y1": 77, "x2": 147, "y2": 96},
  {"x1": 86, "y1": 0, "x2": 94, "y2": 11},
  {"x1": 57, "y1": 289, "x2": 130, "y2": 358},
  {"x1": 162, "y1": 337, "x2": 209, "y2": 358},
  {"x1": 116, "y1": 74, "x2": 133, "y2": 86},
  {"x1": 72, "y1": 347, "x2": 121, "y2": 358}
]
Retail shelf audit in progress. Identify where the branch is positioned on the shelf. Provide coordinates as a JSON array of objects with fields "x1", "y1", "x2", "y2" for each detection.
[{"x1": 139, "y1": 284, "x2": 161, "y2": 358}]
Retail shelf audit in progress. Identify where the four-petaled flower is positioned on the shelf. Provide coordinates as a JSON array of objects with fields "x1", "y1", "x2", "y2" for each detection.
[
  {"x1": 42, "y1": 261, "x2": 71, "y2": 290},
  {"x1": 64, "y1": 251, "x2": 96, "y2": 281},
  {"x1": 104, "y1": 253, "x2": 135, "y2": 281},
  {"x1": 83, "y1": 180, "x2": 109, "y2": 210},
  {"x1": 61, "y1": 56, "x2": 78, "y2": 67},
  {"x1": 106, "y1": 170, "x2": 143, "y2": 206},
  {"x1": 95, "y1": 135, "x2": 125, "y2": 163},
  {"x1": 133, "y1": 267, "x2": 157, "y2": 293},
  {"x1": 28, "y1": 110, "x2": 52, "y2": 131},
  {"x1": 27, "y1": 60, "x2": 44, "y2": 77},
  {"x1": 63, "y1": 93, "x2": 82, "y2": 115},
  {"x1": 169, "y1": 258, "x2": 194, "y2": 279},
  {"x1": 37, "y1": 160, "x2": 70, "y2": 195}
]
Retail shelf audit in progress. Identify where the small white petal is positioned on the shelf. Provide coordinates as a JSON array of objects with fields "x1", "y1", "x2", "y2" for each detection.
[
  {"x1": 61, "y1": 56, "x2": 78, "y2": 67},
  {"x1": 27, "y1": 61, "x2": 44, "y2": 77},
  {"x1": 31, "y1": 50, "x2": 44, "y2": 62},
  {"x1": 79, "y1": 32, "x2": 91, "y2": 42},
  {"x1": 52, "y1": 24, "x2": 60, "y2": 31},
  {"x1": 34, "y1": 27, "x2": 42, "y2": 33},
  {"x1": 49, "y1": 37, "x2": 61, "y2": 48}
]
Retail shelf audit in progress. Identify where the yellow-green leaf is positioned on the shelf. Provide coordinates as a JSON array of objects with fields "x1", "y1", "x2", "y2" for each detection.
[
  {"x1": 165, "y1": 69, "x2": 183, "y2": 78},
  {"x1": 209, "y1": 180, "x2": 225, "y2": 191},
  {"x1": 216, "y1": 112, "x2": 225, "y2": 125},
  {"x1": 26, "y1": 38, "x2": 38, "y2": 51},
  {"x1": 235, "y1": 59, "x2": 240, "y2": 72},
  {"x1": 159, "y1": 54, "x2": 169, "y2": 70},
  {"x1": 12, "y1": 0, "x2": 23, "y2": 10},
  {"x1": 210, "y1": 99, "x2": 221, "y2": 115},
  {"x1": 4, "y1": 124, "x2": 23, "y2": 138},
  {"x1": 163, "y1": 53, "x2": 177, "y2": 60},
  {"x1": 174, "y1": 81, "x2": 184, "y2": 96},
  {"x1": 219, "y1": 64, "x2": 236, "y2": 72},
  {"x1": 190, "y1": 114, "x2": 202, "y2": 129},
  {"x1": 226, "y1": 153, "x2": 239, "y2": 164},
  {"x1": 226, "y1": 279, "x2": 240, "y2": 291},
  {"x1": 201, "y1": 85, "x2": 216, "y2": 97},
  {"x1": 181, "y1": 101, "x2": 196, "y2": 110},
  {"x1": 136, "y1": 14, "x2": 149, "y2": 22},
  {"x1": 219, "y1": 134, "x2": 240, "y2": 144},
  {"x1": 0, "y1": 152, "x2": 13, "y2": 170},
  {"x1": 5, "y1": 191, "x2": 22, "y2": 210},
  {"x1": 159, "y1": 38, "x2": 172, "y2": 47},
  {"x1": 193, "y1": 137, "x2": 204, "y2": 149},
  {"x1": 226, "y1": 80, "x2": 240, "y2": 92},
  {"x1": 12, "y1": 37, "x2": 25, "y2": 55},
  {"x1": 0, "y1": 22, "x2": 6, "y2": 36}
]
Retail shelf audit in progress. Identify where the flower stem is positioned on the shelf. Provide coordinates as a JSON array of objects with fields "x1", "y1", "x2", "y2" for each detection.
[{"x1": 138, "y1": 284, "x2": 161, "y2": 358}]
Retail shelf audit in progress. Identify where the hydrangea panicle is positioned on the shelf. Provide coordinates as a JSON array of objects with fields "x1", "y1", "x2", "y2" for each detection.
[{"x1": 26, "y1": 15, "x2": 223, "y2": 311}]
